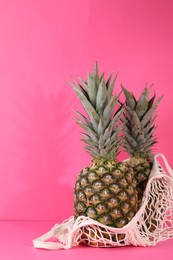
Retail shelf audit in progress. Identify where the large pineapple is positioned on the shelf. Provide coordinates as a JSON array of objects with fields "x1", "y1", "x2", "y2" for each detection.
[
  {"x1": 121, "y1": 86, "x2": 163, "y2": 205},
  {"x1": 70, "y1": 64, "x2": 138, "y2": 229}
]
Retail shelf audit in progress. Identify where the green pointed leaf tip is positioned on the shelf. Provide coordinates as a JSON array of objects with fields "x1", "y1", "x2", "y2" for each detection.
[
  {"x1": 96, "y1": 78, "x2": 108, "y2": 115},
  {"x1": 87, "y1": 72, "x2": 97, "y2": 106},
  {"x1": 94, "y1": 62, "x2": 99, "y2": 78},
  {"x1": 69, "y1": 80, "x2": 88, "y2": 100},
  {"x1": 148, "y1": 91, "x2": 156, "y2": 109},
  {"x1": 74, "y1": 110, "x2": 94, "y2": 130},
  {"x1": 107, "y1": 73, "x2": 118, "y2": 99},
  {"x1": 78, "y1": 77, "x2": 88, "y2": 90},
  {"x1": 106, "y1": 73, "x2": 112, "y2": 88},
  {"x1": 135, "y1": 88, "x2": 149, "y2": 119},
  {"x1": 121, "y1": 85, "x2": 136, "y2": 110},
  {"x1": 141, "y1": 95, "x2": 163, "y2": 128}
]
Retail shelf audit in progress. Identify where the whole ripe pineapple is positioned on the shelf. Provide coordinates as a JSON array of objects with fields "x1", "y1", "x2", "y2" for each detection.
[
  {"x1": 121, "y1": 86, "x2": 163, "y2": 206},
  {"x1": 70, "y1": 64, "x2": 138, "y2": 229}
]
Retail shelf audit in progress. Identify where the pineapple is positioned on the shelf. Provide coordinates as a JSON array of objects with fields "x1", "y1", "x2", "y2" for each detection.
[
  {"x1": 69, "y1": 63, "x2": 138, "y2": 229},
  {"x1": 121, "y1": 86, "x2": 163, "y2": 206}
]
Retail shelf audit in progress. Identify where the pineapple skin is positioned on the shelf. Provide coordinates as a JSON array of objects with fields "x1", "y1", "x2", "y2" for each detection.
[
  {"x1": 126, "y1": 157, "x2": 152, "y2": 207},
  {"x1": 74, "y1": 160, "x2": 138, "y2": 228}
]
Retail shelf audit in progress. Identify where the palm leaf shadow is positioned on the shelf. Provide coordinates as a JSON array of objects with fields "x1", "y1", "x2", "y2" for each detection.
[{"x1": 4, "y1": 85, "x2": 76, "y2": 220}]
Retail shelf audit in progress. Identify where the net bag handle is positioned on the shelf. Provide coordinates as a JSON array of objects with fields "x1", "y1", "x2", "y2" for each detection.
[
  {"x1": 151, "y1": 153, "x2": 173, "y2": 178},
  {"x1": 33, "y1": 226, "x2": 64, "y2": 250},
  {"x1": 33, "y1": 218, "x2": 74, "y2": 250}
]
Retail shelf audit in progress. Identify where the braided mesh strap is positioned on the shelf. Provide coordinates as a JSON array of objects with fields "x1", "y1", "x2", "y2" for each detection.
[{"x1": 33, "y1": 154, "x2": 173, "y2": 249}]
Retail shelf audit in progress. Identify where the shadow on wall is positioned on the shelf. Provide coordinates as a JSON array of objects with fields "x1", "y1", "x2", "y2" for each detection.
[{"x1": 3, "y1": 85, "x2": 77, "y2": 221}]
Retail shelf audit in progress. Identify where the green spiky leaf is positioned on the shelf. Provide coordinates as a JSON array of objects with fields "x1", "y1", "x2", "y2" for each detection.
[
  {"x1": 106, "y1": 73, "x2": 112, "y2": 88},
  {"x1": 135, "y1": 88, "x2": 149, "y2": 119},
  {"x1": 141, "y1": 96, "x2": 163, "y2": 128},
  {"x1": 70, "y1": 81, "x2": 100, "y2": 131},
  {"x1": 74, "y1": 110, "x2": 94, "y2": 130},
  {"x1": 122, "y1": 85, "x2": 136, "y2": 110},
  {"x1": 107, "y1": 73, "x2": 118, "y2": 100},
  {"x1": 96, "y1": 79, "x2": 108, "y2": 115},
  {"x1": 87, "y1": 72, "x2": 97, "y2": 107}
]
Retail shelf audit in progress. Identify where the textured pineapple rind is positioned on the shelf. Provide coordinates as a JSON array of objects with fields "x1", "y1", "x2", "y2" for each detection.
[
  {"x1": 74, "y1": 160, "x2": 138, "y2": 228},
  {"x1": 127, "y1": 157, "x2": 153, "y2": 207},
  {"x1": 128, "y1": 157, "x2": 153, "y2": 183}
]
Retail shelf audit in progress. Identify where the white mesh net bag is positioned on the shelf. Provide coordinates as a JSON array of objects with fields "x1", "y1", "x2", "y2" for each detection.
[{"x1": 33, "y1": 154, "x2": 173, "y2": 249}]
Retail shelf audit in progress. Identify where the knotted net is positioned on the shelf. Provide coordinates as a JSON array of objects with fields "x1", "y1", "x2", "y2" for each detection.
[{"x1": 33, "y1": 154, "x2": 173, "y2": 249}]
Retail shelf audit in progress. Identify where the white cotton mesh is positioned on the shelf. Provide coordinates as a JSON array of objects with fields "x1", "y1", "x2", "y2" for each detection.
[
  {"x1": 33, "y1": 154, "x2": 173, "y2": 249},
  {"x1": 55, "y1": 174, "x2": 173, "y2": 247}
]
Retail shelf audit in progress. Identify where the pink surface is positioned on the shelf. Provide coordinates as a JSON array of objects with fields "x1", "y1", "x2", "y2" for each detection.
[
  {"x1": 0, "y1": 221, "x2": 173, "y2": 260},
  {"x1": 0, "y1": 0, "x2": 173, "y2": 222}
]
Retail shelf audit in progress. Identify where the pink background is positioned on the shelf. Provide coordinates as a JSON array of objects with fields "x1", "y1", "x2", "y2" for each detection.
[{"x1": 0, "y1": 0, "x2": 173, "y2": 222}]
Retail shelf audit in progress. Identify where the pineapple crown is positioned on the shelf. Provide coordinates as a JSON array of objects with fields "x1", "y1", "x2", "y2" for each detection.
[
  {"x1": 69, "y1": 63, "x2": 124, "y2": 161},
  {"x1": 121, "y1": 86, "x2": 163, "y2": 159}
]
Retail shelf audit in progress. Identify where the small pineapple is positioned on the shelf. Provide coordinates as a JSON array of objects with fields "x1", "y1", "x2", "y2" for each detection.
[
  {"x1": 70, "y1": 63, "x2": 138, "y2": 229},
  {"x1": 121, "y1": 86, "x2": 163, "y2": 206}
]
